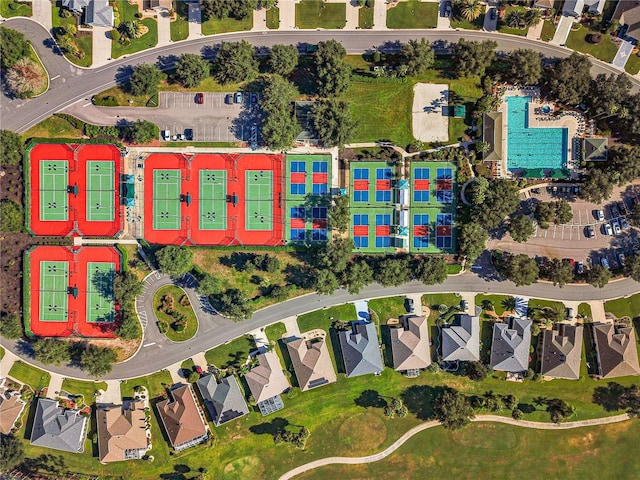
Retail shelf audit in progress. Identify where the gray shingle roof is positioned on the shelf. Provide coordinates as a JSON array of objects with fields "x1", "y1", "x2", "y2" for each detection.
[
  {"x1": 30, "y1": 398, "x2": 87, "y2": 453},
  {"x1": 441, "y1": 314, "x2": 480, "y2": 362},
  {"x1": 391, "y1": 315, "x2": 431, "y2": 371},
  {"x1": 593, "y1": 323, "x2": 640, "y2": 378},
  {"x1": 196, "y1": 374, "x2": 249, "y2": 426},
  {"x1": 339, "y1": 321, "x2": 384, "y2": 378},
  {"x1": 489, "y1": 317, "x2": 532, "y2": 372},
  {"x1": 539, "y1": 324, "x2": 583, "y2": 380},
  {"x1": 86, "y1": 0, "x2": 114, "y2": 27}
]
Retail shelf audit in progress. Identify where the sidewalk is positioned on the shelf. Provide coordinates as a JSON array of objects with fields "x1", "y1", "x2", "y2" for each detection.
[
  {"x1": 92, "y1": 26, "x2": 112, "y2": 67},
  {"x1": 0, "y1": 349, "x2": 18, "y2": 378},
  {"x1": 551, "y1": 15, "x2": 574, "y2": 45},
  {"x1": 32, "y1": 0, "x2": 52, "y2": 31},
  {"x1": 281, "y1": 316, "x2": 301, "y2": 337},
  {"x1": 345, "y1": 1, "x2": 359, "y2": 30},
  {"x1": 526, "y1": 19, "x2": 544, "y2": 40}
]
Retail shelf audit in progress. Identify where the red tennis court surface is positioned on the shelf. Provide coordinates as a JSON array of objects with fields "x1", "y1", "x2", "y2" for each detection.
[
  {"x1": 143, "y1": 153, "x2": 284, "y2": 246},
  {"x1": 26, "y1": 246, "x2": 120, "y2": 338},
  {"x1": 27, "y1": 143, "x2": 123, "y2": 237}
]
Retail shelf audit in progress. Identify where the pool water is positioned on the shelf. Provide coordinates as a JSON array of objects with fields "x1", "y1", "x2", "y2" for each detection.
[{"x1": 506, "y1": 96, "x2": 568, "y2": 171}]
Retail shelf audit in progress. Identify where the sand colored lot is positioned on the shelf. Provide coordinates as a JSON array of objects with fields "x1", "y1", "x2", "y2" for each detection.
[{"x1": 412, "y1": 83, "x2": 449, "y2": 143}]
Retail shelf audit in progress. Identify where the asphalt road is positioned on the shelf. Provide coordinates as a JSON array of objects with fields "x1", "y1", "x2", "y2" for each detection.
[{"x1": 3, "y1": 18, "x2": 639, "y2": 132}]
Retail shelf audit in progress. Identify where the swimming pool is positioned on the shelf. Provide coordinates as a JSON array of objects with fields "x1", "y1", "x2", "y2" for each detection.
[{"x1": 506, "y1": 96, "x2": 568, "y2": 172}]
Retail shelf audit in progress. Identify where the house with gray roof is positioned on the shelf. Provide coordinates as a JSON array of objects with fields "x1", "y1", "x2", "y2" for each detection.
[
  {"x1": 563, "y1": 0, "x2": 585, "y2": 18},
  {"x1": 539, "y1": 324, "x2": 583, "y2": 380},
  {"x1": 196, "y1": 374, "x2": 249, "y2": 426},
  {"x1": 490, "y1": 316, "x2": 532, "y2": 373},
  {"x1": 30, "y1": 398, "x2": 88, "y2": 453},
  {"x1": 338, "y1": 320, "x2": 384, "y2": 378},
  {"x1": 390, "y1": 315, "x2": 431, "y2": 374},
  {"x1": 441, "y1": 314, "x2": 480, "y2": 362},
  {"x1": 62, "y1": 0, "x2": 114, "y2": 27},
  {"x1": 592, "y1": 323, "x2": 640, "y2": 378},
  {"x1": 285, "y1": 335, "x2": 337, "y2": 391}
]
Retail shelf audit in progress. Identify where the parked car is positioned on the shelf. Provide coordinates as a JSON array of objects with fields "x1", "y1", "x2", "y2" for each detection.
[
  {"x1": 461, "y1": 300, "x2": 469, "y2": 311},
  {"x1": 618, "y1": 253, "x2": 626, "y2": 266},
  {"x1": 250, "y1": 93, "x2": 258, "y2": 105},
  {"x1": 444, "y1": 1, "x2": 452, "y2": 17},
  {"x1": 577, "y1": 262, "x2": 584, "y2": 275},
  {"x1": 195, "y1": 366, "x2": 204, "y2": 375},
  {"x1": 618, "y1": 201, "x2": 628, "y2": 216},
  {"x1": 603, "y1": 223, "x2": 613, "y2": 236},
  {"x1": 490, "y1": 8, "x2": 496, "y2": 20},
  {"x1": 611, "y1": 203, "x2": 620, "y2": 217},
  {"x1": 601, "y1": 257, "x2": 610, "y2": 269},
  {"x1": 184, "y1": 128, "x2": 193, "y2": 141},
  {"x1": 407, "y1": 298, "x2": 415, "y2": 313},
  {"x1": 596, "y1": 209, "x2": 605, "y2": 221},
  {"x1": 234, "y1": 91, "x2": 244, "y2": 104},
  {"x1": 196, "y1": 92, "x2": 204, "y2": 104},
  {"x1": 612, "y1": 220, "x2": 621, "y2": 235},
  {"x1": 225, "y1": 93, "x2": 234, "y2": 104},
  {"x1": 586, "y1": 225, "x2": 596, "y2": 238},
  {"x1": 621, "y1": 218, "x2": 630, "y2": 230},
  {"x1": 573, "y1": 186, "x2": 580, "y2": 194}
]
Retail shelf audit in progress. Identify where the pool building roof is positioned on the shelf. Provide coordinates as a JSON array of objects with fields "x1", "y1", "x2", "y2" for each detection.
[
  {"x1": 482, "y1": 112, "x2": 503, "y2": 162},
  {"x1": 583, "y1": 137, "x2": 608, "y2": 162}
]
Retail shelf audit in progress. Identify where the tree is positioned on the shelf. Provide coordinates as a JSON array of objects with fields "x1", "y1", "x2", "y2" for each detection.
[
  {"x1": 200, "y1": 0, "x2": 231, "y2": 20},
  {"x1": 453, "y1": 39, "x2": 497, "y2": 78},
  {"x1": 126, "y1": 120, "x2": 159, "y2": 144},
  {"x1": 413, "y1": 256, "x2": 448, "y2": 285},
  {"x1": 545, "y1": 258, "x2": 574, "y2": 288},
  {"x1": 458, "y1": 0, "x2": 483, "y2": 21},
  {"x1": 260, "y1": 75, "x2": 300, "y2": 150},
  {"x1": 6, "y1": 58, "x2": 46, "y2": 98},
  {"x1": 212, "y1": 40, "x2": 258, "y2": 84},
  {"x1": 33, "y1": 338, "x2": 70, "y2": 365},
  {"x1": 175, "y1": 53, "x2": 210, "y2": 88},
  {"x1": 464, "y1": 361, "x2": 488, "y2": 381},
  {"x1": 317, "y1": 237, "x2": 354, "y2": 274},
  {"x1": 129, "y1": 63, "x2": 165, "y2": 96},
  {"x1": 534, "y1": 201, "x2": 555, "y2": 229},
  {"x1": 588, "y1": 73, "x2": 632, "y2": 118},
  {"x1": 80, "y1": 344, "x2": 118, "y2": 377},
  {"x1": 269, "y1": 44, "x2": 299, "y2": 76},
  {"x1": 0, "y1": 26, "x2": 30, "y2": 69},
  {"x1": 509, "y1": 49, "x2": 542, "y2": 85},
  {"x1": 508, "y1": 214, "x2": 535, "y2": 243},
  {"x1": 467, "y1": 177, "x2": 489, "y2": 204},
  {"x1": 197, "y1": 273, "x2": 221, "y2": 295},
  {"x1": 213, "y1": 288, "x2": 254, "y2": 319},
  {"x1": 512, "y1": 408, "x2": 523, "y2": 420},
  {"x1": 114, "y1": 270, "x2": 143, "y2": 309},
  {"x1": 555, "y1": 200, "x2": 573, "y2": 224},
  {"x1": 156, "y1": 246, "x2": 194, "y2": 278},
  {"x1": 607, "y1": 146, "x2": 640, "y2": 185},
  {"x1": 506, "y1": 9, "x2": 526, "y2": 29},
  {"x1": 315, "y1": 269, "x2": 339, "y2": 295},
  {"x1": 433, "y1": 387, "x2": 475, "y2": 430},
  {"x1": 311, "y1": 100, "x2": 357, "y2": 147},
  {"x1": 579, "y1": 170, "x2": 614, "y2": 204},
  {"x1": 118, "y1": 20, "x2": 144, "y2": 40},
  {"x1": 329, "y1": 195, "x2": 350, "y2": 233},
  {"x1": 375, "y1": 257, "x2": 410, "y2": 286},
  {"x1": 629, "y1": 204, "x2": 640, "y2": 228},
  {"x1": 547, "y1": 52, "x2": 591, "y2": 105},
  {"x1": 400, "y1": 38, "x2": 434, "y2": 76},
  {"x1": 472, "y1": 179, "x2": 520, "y2": 229},
  {"x1": 345, "y1": 260, "x2": 373, "y2": 294},
  {"x1": 586, "y1": 264, "x2": 611, "y2": 288},
  {"x1": 0, "y1": 200, "x2": 23, "y2": 232},
  {"x1": 0, "y1": 434, "x2": 24, "y2": 472},
  {"x1": 0, "y1": 130, "x2": 23, "y2": 166},
  {"x1": 315, "y1": 40, "x2": 351, "y2": 97},
  {"x1": 116, "y1": 311, "x2": 141, "y2": 340},
  {"x1": 524, "y1": 7, "x2": 542, "y2": 27},
  {"x1": 624, "y1": 253, "x2": 640, "y2": 282},
  {"x1": 0, "y1": 313, "x2": 22, "y2": 339},
  {"x1": 546, "y1": 398, "x2": 574, "y2": 423},
  {"x1": 503, "y1": 254, "x2": 539, "y2": 286},
  {"x1": 592, "y1": 382, "x2": 640, "y2": 416},
  {"x1": 458, "y1": 222, "x2": 488, "y2": 263}
]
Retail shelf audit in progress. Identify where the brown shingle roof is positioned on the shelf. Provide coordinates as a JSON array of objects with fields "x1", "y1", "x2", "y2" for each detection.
[
  {"x1": 483, "y1": 112, "x2": 503, "y2": 162},
  {"x1": 615, "y1": 1, "x2": 640, "y2": 41},
  {"x1": 244, "y1": 351, "x2": 290, "y2": 403},
  {"x1": 156, "y1": 385, "x2": 207, "y2": 449},
  {"x1": 593, "y1": 323, "x2": 640, "y2": 378},
  {"x1": 390, "y1": 315, "x2": 431, "y2": 371},
  {"x1": 539, "y1": 324, "x2": 583, "y2": 380},
  {"x1": 0, "y1": 386, "x2": 26, "y2": 435},
  {"x1": 286, "y1": 336, "x2": 337, "y2": 391},
  {"x1": 97, "y1": 401, "x2": 149, "y2": 463}
]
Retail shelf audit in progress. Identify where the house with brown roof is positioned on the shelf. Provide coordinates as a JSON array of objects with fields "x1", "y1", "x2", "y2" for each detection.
[
  {"x1": 0, "y1": 379, "x2": 26, "y2": 435},
  {"x1": 244, "y1": 350, "x2": 290, "y2": 415},
  {"x1": 97, "y1": 401, "x2": 150, "y2": 463},
  {"x1": 539, "y1": 324, "x2": 583, "y2": 380},
  {"x1": 615, "y1": 0, "x2": 640, "y2": 42},
  {"x1": 285, "y1": 334, "x2": 337, "y2": 391},
  {"x1": 156, "y1": 384, "x2": 208, "y2": 451},
  {"x1": 390, "y1": 315, "x2": 431, "y2": 375},
  {"x1": 592, "y1": 323, "x2": 640, "y2": 379}
]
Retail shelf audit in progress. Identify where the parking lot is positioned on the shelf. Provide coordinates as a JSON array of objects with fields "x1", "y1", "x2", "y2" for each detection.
[{"x1": 157, "y1": 92, "x2": 260, "y2": 144}]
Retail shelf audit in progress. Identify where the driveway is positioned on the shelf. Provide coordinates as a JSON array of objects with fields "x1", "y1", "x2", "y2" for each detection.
[
  {"x1": 92, "y1": 26, "x2": 112, "y2": 67},
  {"x1": 551, "y1": 15, "x2": 574, "y2": 45},
  {"x1": 157, "y1": 9, "x2": 171, "y2": 47},
  {"x1": 188, "y1": 2, "x2": 202, "y2": 38},
  {"x1": 437, "y1": 1, "x2": 451, "y2": 30},
  {"x1": 373, "y1": 0, "x2": 388, "y2": 30},
  {"x1": 612, "y1": 40, "x2": 634, "y2": 70},
  {"x1": 483, "y1": 2, "x2": 498, "y2": 32}
]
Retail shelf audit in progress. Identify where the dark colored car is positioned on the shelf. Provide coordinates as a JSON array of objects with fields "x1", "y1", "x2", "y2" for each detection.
[
  {"x1": 618, "y1": 201, "x2": 628, "y2": 216},
  {"x1": 196, "y1": 93, "x2": 204, "y2": 104},
  {"x1": 184, "y1": 129, "x2": 193, "y2": 141},
  {"x1": 490, "y1": 8, "x2": 496, "y2": 20}
]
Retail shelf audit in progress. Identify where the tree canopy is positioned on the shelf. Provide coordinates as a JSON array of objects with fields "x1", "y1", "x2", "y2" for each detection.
[
  {"x1": 80, "y1": 344, "x2": 118, "y2": 377},
  {"x1": 472, "y1": 179, "x2": 520, "y2": 229},
  {"x1": 458, "y1": 222, "x2": 487, "y2": 263},
  {"x1": 329, "y1": 195, "x2": 350, "y2": 233},
  {"x1": 508, "y1": 214, "x2": 535, "y2": 243},
  {"x1": 6, "y1": 58, "x2": 46, "y2": 98},
  {"x1": 587, "y1": 73, "x2": 632, "y2": 118},
  {"x1": 175, "y1": 53, "x2": 210, "y2": 88},
  {"x1": 414, "y1": 256, "x2": 448, "y2": 285},
  {"x1": 315, "y1": 269, "x2": 340, "y2": 295},
  {"x1": 547, "y1": 52, "x2": 591, "y2": 105},
  {"x1": 156, "y1": 246, "x2": 194, "y2": 278},
  {"x1": 260, "y1": 74, "x2": 300, "y2": 150},
  {"x1": 624, "y1": 253, "x2": 640, "y2": 282},
  {"x1": 545, "y1": 258, "x2": 574, "y2": 288},
  {"x1": 0, "y1": 313, "x2": 22, "y2": 339},
  {"x1": 345, "y1": 260, "x2": 373, "y2": 294},
  {"x1": 200, "y1": 0, "x2": 255, "y2": 20},
  {"x1": 374, "y1": 257, "x2": 410, "y2": 287},
  {"x1": 197, "y1": 273, "x2": 221, "y2": 296},
  {"x1": 400, "y1": 38, "x2": 434, "y2": 76},
  {"x1": 269, "y1": 44, "x2": 299, "y2": 76},
  {"x1": 453, "y1": 39, "x2": 497, "y2": 78},
  {"x1": 315, "y1": 40, "x2": 351, "y2": 97},
  {"x1": 311, "y1": 99, "x2": 357, "y2": 147},
  {"x1": 502, "y1": 254, "x2": 539, "y2": 286},
  {"x1": 586, "y1": 264, "x2": 611, "y2": 288},
  {"x1": 509, "y1": 49, "x2": 542, "y2": 85},
  {"x1": 125, "y1": 120, "x2": 159, "y2": 144},
  {"x1": 114, "y1": 270, "x2": 143, "y2": 309},
  {"x1": 0, "y1": 26, "x2": 30, "y2": 69},
  {"x1": 433, "y1": 387, "x2": 476, "y2": 430},
  {"x1": 0, "y1": 434, "x2": 24, "y2": 472},
  {"x1": 129, "y1": 63, "x2": 166, "y2": 96},
  {"x1": 0, "y1": 130, "x2": 23, "y2": 167},
  {"x1": 212, "y1": 40, "x2": 258, "y2": 85},
  {"x1": 0, "y1": 200, "x2": 23, "y2": 232},
  {"x1": 33, "y1": 338, "x2": 70, "y2": 366}
]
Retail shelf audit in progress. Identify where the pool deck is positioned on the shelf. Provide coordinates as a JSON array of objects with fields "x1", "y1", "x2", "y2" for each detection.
[{"x1": 497, "y1": 88, "x2": 582, "y2": 178}]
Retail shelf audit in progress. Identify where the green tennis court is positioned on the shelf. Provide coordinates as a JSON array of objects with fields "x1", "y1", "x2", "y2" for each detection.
[
  {"x1": 39, "y1": 160, "x2": 68, "y2": 221},
  {"x1": 245, "y1": 170, "x2": 273, "y2": 231},
  {"x1": 39, "y1": 261, "x2": 69, "y2": 322},
  {"x1": 199, "y1": 170, "x2": 227, "y2": 230},
  {"x1": 86, "y1": 161, "x2": 115, "y2": 222},
  {"x1": 153, "y1": 170, "x2": 181, "y2": 230},
  {"x1": 86, "y1": 262, "x2": 115, "y2": 323}
]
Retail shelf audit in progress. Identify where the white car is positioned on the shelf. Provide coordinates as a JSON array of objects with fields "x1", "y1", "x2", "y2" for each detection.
[
  {"x1": 619, "y1": 253, "x2": 626, "y2": 266},
  {"x1": 612, "y1": 221, "x2": 621, "y2": 235},
  {"x1": 601, "y1": 257, "x2": 610, "y2": 269},
  {"x1": 621, "y1": 218, "x2": 630, "y2": 230},
  {"x1": 596, "y1": 209, "x2": 605, "y2": 221},
  {"x1": 604, "y1": 223, "x2": 613, "y2": 236}
]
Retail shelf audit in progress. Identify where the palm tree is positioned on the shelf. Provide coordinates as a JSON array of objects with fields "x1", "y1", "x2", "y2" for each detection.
[
  {"x1": 506, "y1": 10, "x2": 526, "y2": 29},
  {"x1": 501, "y1": 296, "x2": 517, "y2": 313},
  {"x1": 524, "y1": 8, "x2": 542, "y2": 27},
  {"x1": 459, "y1": 0, "x2": 484, "y2": 21}
]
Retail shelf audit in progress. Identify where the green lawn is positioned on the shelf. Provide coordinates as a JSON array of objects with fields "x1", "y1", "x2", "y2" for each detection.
[
  {"x1": 578, "y1": 302, "x2": 593, "y2": 320},
  {"x1": 450, "y1": 14, "x2": 485, "y2": 31},
  {"x1": 566, "y1": 27, "x2": 618, "y2": 62},
  {"x1": 475, "y1": 294, "x2": 516, "y2": 316},
  {"x1": 153, "y1": 285, "x2": 199, "y2": 342},
  {"x1": 60, "y1": 379, "x2": 107, "y2": 407},
  {"x1": 626, "y1": 54, "x2": 640, "y2": 75},
  {"x1": 386, "y1": 0, "x2": 438, "y2": 29},
  {"x1": 201, "y1": 12, "x2": 253, "y2": 35},
  {"x1": 205, "y1": 335, "x2": 256, "y2": 369},
  {"x1": 120, "y1": 370, "x2": 173, "y2": 399},
  {"x1": 297, "y1": 304, "x2": 358, "y2": 333},
  {"x1": 358, "y1": 4, "x2": 375, "y2": 29},
  {"x1": 170, "y1": 0, "x2": 189, "y2": 42},
  {"x1": 369, "y1": 297, "x2": 408, "y2": 322},
  {"x1": 496, "y1": 6, "x2": 530, "y2": 37},
  {"x1": 8, "y1": 361, "x2": 50, "y2": 391},
  {"x1": 265, "y1": 322, "x2": 287, "y2": 342},
  {"x1": 0, "y1": 347, "x2": 4, "y2": 360},
  {"x1": 541, "y1": 19, "x2": 556, "y2": 41},
  {"x1": 297, "y1": 420, "x2": 640, "y2": 480},
  {"x1": 111, "y1": 18, "x2": 158, "y2": 59},
  {"x1": 528, "y1": 298, "x2": 565, "y2": 312},
  {"x1": 266, "y1": 6, "x2": 280, "y2": 29},
  {"x1": 51, "y1": 6, "x2": 92, "y2": 67},
  {"x1": 605, "y1": 293, "x2": 640, "y2": 320},
  {"x1": 0, "y1": 0, "x2": 31, "y2": 17},
  {"x1": 22, "y1": 115, "x2": 84, "y2": 140},
  {"x1": 422, "y1": 293, "x2": 462, "y2": 319},
  {"x1": 295, "y1": 0, "x2": 346, "y2": 29}
]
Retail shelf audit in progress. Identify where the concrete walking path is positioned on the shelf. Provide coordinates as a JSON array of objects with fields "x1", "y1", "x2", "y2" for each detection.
[
  {"x1": 279, "y1": 414, "x2": 634, "y2": 479},
  {"x1": 527, "y1": 19, "x2": 544, "y2": 41},
  {"x1": 551, "y1": 15, "x2": 574, "y2": 45},
  {"x1": 31, "y1": 0, "x2": 52, "y2": 32},
  {"x1": 279, "y1": 0, "x2": 296, "y2": 30},
  {"x1": 281, "y1": 316, "x2": 301, "y2": 337},
  {"x1": 253, "y1": 6, "x2": 267, "y2": 31},
  {"x1": 372, "y1": 0, "x2": 388, "y2": 30},
  {"x1": 345, "y1": 1, "x2": 359, "y2": 30}
]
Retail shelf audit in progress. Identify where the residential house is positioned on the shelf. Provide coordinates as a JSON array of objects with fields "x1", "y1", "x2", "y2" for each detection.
[
  {"x1": 196, "y1": 374, "x2": 249, "y2": 426},
  {"x1": 156, "y1": 384, "x2": 208, "y2": 451},
  {"x1": 338, "y1": 320, "x2": 384, "y2": 378},
  {"x1": 96, "y1": 401, "x2": 150, "y2": 463},
  {"x1": 285, "y1": 335, "x2": 337, "y2": 391},
  {"x1": 244, "y1": 350, "x2": 290, "y2": 416},
  {"x1": 534, "y1": 0, "x2": 555, "y2": 9},
  {"x1": 582, "y1": 137, "x2": 608, "y2": 162},
  {"x1": 539, "y1": 324, "x2": 583, "y2": 380},
  {"x1": 0, "y1": 379, "x2": 26, "y2": 435},
  {"x1": 390, "y1": 315, "x2": 431, "y2": 375},
  {"x1": 489, "y1": 316, "x2": 532, "y2": 373},
  {"x1": 585, "y1": 0, "x2": 606, "y2": 15},
  {"x1": 30, "y1": 398, "x2": 88, "y2": 453},
  {"x1": 614, "y1": 0, "x2": 640, "y2": 42},
  {"x1": 563, "y1": 0, "x2": 585, "y2": 18},
  {"x1": 149, "y1": 0, "x2": 172, "y2": 11},
  {"x1": 592, "y1": 323, "x2": 640, "y2": 378},
  {"x1": 62, "y1": 0, "x2": 114, "y2": 27},
  {"x1": 441, "y1": 314, "x2": 480, "y2": 362}
]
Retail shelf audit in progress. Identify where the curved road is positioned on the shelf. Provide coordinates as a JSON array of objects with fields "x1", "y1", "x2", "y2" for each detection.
[
  {"x1": 279, "y1": 414, "x2": 635, "y2": 480},
  {"x1": 2, "y1": 18, "x2": 639, "y2": 133}
]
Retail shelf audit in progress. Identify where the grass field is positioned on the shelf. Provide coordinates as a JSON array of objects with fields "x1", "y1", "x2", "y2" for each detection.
[
  {"x1": 8, "y1": 361, "x2": 51, "y2": 391},
  {"x1": 121, "y1": 370, "x2": 173, "y2": 399},
  {"x1": 266, "y1": 6, "x2": 280, "y2": 29},
  {"x1": 52, "y1": 5, "x2": 92, "y2": 67},
  {"x1": 0, "y1": 347, "x2": 4, "y2": 360},
  {"x1": 605, "y1": 293, "x2": 640, "y2": 319},
  {"x1": 296, "y1": 0, "x2": 346, "y2": 29},
  {"x1": 61, "y1": 378, "x2": 107, "y2": 407},
  {"x1": 450, "y1": 14, "x2": 485, "y2": 31},
  {"x1": 386, "y1": 0, "x2": 438, "y2": 29},
  {"x1": 0, "y1": 1, "x2": 32, "y2": 17},
  {"x1": 578, "y1": 302, "x2": 593, "y2": 320},
  {"x1": 626, "y1": 54, "x2": 640, "y2": 75},
  {"x1": 205, "y1": 335, "x2": 256, "y2": 369},
  {"x1": 358, "y1": 4, "x2": 374, "y2": 29},
  {"x1": 566, "y1": 27, "x2": 618, "y2": 63},
  {"x1": 265, "y1": 322, "x2": 287, "y2": 342},
  {"x1": 422, "y1": 293, "x2": 461, "y2": 320},
  {"x1": 22, "y1": 116, "x2": 83, "y2": 141},
  {"x1": 475, "y1": 294, "x2": 515, "y2": 316},
  {"x1": 170, "y1": 1, "x2": 189, "y2": 42},
  {"x1": 528, "y1": 298, "x2": 565, "y2": 313},
  {"x1": 201, "y1": 12, "x2": 252, "y2": 35},
  {"x1": 265, "y1": 321, "x2": 289, "y2": 374},
  {"x1": 541, "y1": 19, "x2": 556, "y2": 41},
  {"x1": 111, "y1": 18, "x2": 158, "y2": 59},
  {"x1": 153, "y1": 285, "x2": 199, "y2": 342},
  {"x1": 368, "y1": 297, "x2": 407, "y2": 323}
]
